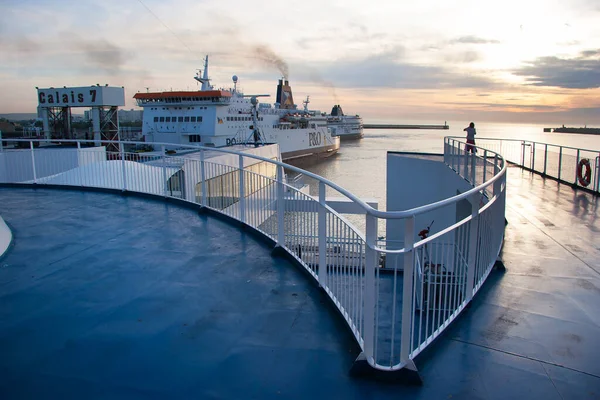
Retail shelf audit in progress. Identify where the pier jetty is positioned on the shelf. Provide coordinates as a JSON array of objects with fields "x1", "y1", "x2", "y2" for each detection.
[
  {"x1": 544, "y1": 126, "x2": 600, "y2": 135},
  {"x1": 363, "y1": 123, "x2": 449, "y2": 130}
]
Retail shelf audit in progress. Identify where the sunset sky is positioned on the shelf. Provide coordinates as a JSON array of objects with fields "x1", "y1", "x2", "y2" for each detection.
[{"x1": 1, "y1": 0, "x2": 599, "y2": 124}]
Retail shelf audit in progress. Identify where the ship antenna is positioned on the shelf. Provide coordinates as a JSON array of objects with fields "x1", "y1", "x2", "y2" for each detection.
[
  {"x1": 303, "y1": 96, "x2": 310, "y2": 112},
  {"x1": 193, "y1": 55, "x2": 212, "y2": 90},
  {"x1": 244, "y1": 97, "x2": 265, "y2": 147}
]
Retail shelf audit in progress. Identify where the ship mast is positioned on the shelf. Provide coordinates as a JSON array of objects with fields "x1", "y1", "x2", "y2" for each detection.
[
  {"x1": 193, "y1": 55, "x2": 212, "y2": 90},
  {"x1": 303, "y1": 96, "x2": 310, "y2": 113}
]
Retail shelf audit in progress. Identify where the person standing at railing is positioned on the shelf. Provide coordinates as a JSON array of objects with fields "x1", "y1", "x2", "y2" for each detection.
[{"x1": 464, "y1": 122, "x2": 476, "y2": 153}]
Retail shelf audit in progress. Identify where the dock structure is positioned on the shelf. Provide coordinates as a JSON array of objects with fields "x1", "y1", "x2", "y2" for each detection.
[
  {"x1": 363, "y1": 123, "x2": 449, "y2": 130},
  {"x1": 544, "y1": 126, "x2": 600, "y2": 134}
]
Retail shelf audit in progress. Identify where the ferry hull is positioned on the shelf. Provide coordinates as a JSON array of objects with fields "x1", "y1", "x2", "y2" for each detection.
[
  {"x1": 335, "y1": 132, "x2": 364, "y2": 140},
  {"x1": 281, "y1": 142, "x2": 340, "y2": 161}
]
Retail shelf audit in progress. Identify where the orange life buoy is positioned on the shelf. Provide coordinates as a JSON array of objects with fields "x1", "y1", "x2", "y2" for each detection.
[{"x1": 577, "y1": 158, "x2": 592, "y2": 187}]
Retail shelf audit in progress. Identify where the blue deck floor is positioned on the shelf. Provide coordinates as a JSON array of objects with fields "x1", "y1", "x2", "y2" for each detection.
[{"x1": 1, "y1": 165, "x2": 599, "y2": 399}]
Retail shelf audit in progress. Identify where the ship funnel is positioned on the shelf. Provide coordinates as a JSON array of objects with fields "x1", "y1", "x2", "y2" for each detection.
[{"x1": 276, "y1": 78, "x2": 295, "y2": 110}]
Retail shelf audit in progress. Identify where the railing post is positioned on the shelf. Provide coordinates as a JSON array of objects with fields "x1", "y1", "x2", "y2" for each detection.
[
  {"x1": 531, "y1": 142, "x2": 536, "y2": 170},
  {"x1": 596, "y1": 156, "x2": 600, "y2": 193},
  {"x1": 161, "y1": 145, "x2": 168, "y2": 197},
  {"x1": 318, "y1": 181, "x2": 327, "y2": 286},
  {"x1": 452, "y1": 140, "x2": 457, "y2": 171},
  {"x1": 363, "y1": 213, "x2": 378, "y2": 365},
  {"x1": 450, "y1": 140, "x2": 454, "y2": 170},
  {"x1": 443, "y1": 139, "x2": 446, "y2": 164},
  {"x1": 470, "y1": 151, "x2": 476, "y2": 184},
  {"x1": 276, "y1": 165, "x2": 285, "y2": 247},
  {"x1": 463, "y1": 144, "x2": 469, "y2": 179},
  {"x1": 494, "y1": 174, "x2": 503, "y2": 197},
  {"x1": 400, "y1": 216, "x2": 415, "y2": 364},
  {"x1": 30, "y1": 141, "x2": 37, "y2": 184},
  {"x1": 521, "y1": 141, "x2": 526, "y2": 167},
  {"x1": 238, "y1": 154, "x2": 246, "y2": 223},
  {"x1": 543, "y1": 144, "x2": 548, "y2": 175},
  {"x1": 0, "y1": 130, "x2": 3, "y2": 152},
  {"x1": 482, "y1": 150, "x2": 487, "y2": 184},
  {"x1": 120, "y1": 141, "x2": 127, "y2": 191},
  {"x1": 558, "y1": 147, "x2": 563, "y2": 181},
  {"x1": 77, "y1": 141, "x2": 83, "y2": 187},
  {"x1": 575, "y1": 149, "x2": 581, "y2": 185},
  {"x1": 200, "y1": 149, "x2": 207, "y2": 207},
  {"x1": 465, "y1": 193, "x2": 481, "y2": 302},
  {"x1": 494, "y1": 153, "x2": 499, "y2": 175}
]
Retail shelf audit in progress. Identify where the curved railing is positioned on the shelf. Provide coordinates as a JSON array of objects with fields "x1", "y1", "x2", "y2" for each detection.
[
  {"x1": 0, "y1": 137, "x2": 506, "y2": 378},
  {"x1": 451, "y1": 136, "x2": 600, "y2": 194}
]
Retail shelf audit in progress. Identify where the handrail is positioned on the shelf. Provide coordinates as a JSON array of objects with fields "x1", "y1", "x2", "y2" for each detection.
[
  {"x1": 447, "y1": 135, "x2": 600, "y2": 154},
  {"x1": 4, "y1": 138, "x2": 506, "y2": 220},
  {"x1": 1, "y1": 136, "x2": 508, "y2": 379}
]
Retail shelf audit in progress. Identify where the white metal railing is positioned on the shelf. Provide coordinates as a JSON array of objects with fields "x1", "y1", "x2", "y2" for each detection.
[
  {"x1": 0, "y1": 137, "x2": 507, "y2": 378},
  {"x1": 453, "y1": 136, "x2": 600, "y2": 194}
]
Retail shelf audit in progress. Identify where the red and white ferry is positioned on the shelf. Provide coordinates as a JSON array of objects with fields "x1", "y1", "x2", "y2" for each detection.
[{"x1": 134, "y1": 57, "x2": 340, "y2": 161}]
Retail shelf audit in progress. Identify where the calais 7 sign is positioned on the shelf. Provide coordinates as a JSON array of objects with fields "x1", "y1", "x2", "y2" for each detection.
[{"x1": 37, "y1": 86, "x2": 125, "y2": 108}]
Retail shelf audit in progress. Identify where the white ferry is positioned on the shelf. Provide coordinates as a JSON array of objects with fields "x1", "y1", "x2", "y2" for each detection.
[
  {"x1": 326, "y1": 104, "x2": 364, "y2": 139},
  {"x1": 296, "y1": 97, "x2": 364, "y2": 140},
  {"x1": 134, "y1": 57, "x2": 340, "y2": 162}
]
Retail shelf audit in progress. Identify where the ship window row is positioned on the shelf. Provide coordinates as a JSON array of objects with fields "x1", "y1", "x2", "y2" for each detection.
[
  {"x1": 154, "y1": 116, "x2": 203, "y2": 123},
  {"x1": 148, "y1": 107, "x2": 208, "y2": 110},
  {"x1": 226, "y1": 116, "x2": 263, "y2": 122},
  {"x1": 155, "y1": 126, "x2": 199, "y2": 131},
  {"x1": 189, "y1": 135, "x2": 201, "y2": 143},
  {"x1": 142, "y1": 97, "x2": 223, "y2": 104}
]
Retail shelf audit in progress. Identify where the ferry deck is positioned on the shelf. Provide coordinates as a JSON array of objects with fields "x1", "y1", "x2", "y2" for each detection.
[{"x1": 0, "y1": 164, "x2": 599, "y2": 398}]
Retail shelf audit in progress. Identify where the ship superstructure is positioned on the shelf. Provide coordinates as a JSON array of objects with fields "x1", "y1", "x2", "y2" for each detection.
[
  {"x1": 297, "y1": 96, "x2": 364, "y2": 139},
  {"x1": 134, "y1": 56, "x2": 340, "y2": 161},
  {"x1": 327, "y1": 104, "x2": 364, "y2": 139}
]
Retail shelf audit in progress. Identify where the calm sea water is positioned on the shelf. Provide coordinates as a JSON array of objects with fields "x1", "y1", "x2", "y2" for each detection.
[{"x1": 296, "y1": 121, "x2": 600, "y2": 212}]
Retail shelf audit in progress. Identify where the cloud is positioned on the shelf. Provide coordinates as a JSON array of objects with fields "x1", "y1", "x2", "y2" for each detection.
[
  {"x1": 557, "y1": 40, "x2": 580, "y2": 46},
  {"x1": 294, "y1": 51, "x2": 496, "y2": 90},
  {"x1": 512, "y1": 49, "x2": 600, "y2": 89},
  {"x1": 439, "y1": 101, "x2": 561, "y2": 111},
  {"x1": 450, "y1": 36, "x2": 500, "y2": 45},
  {"x1": 444, "y1": 51, "x2": 481, "y2": 63},
  {"x1": 454, "y1": 106, "x2": 600, "y2": 124},
  {"x1": 580, "y1": 49, "x2": 600, "y2": 57},
  {"x1": 70, "y1": 36, "x2": 125, "y2": 76},
  {"x1": 3, "y1": 30, "x2": 127, "y2": 77},
  {"x1": 294, "y1": 22, "x2": 387, "y2": 52}
]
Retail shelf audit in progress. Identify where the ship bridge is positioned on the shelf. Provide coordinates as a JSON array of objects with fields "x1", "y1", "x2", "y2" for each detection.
[{"x1": 134, "y1": 90, "x2": 232, "y2": 106}]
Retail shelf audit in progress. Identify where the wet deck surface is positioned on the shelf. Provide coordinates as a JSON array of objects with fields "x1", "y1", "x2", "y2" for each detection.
[{"x1": 1, "y1": 166, "x2": 599, "y2": 399}]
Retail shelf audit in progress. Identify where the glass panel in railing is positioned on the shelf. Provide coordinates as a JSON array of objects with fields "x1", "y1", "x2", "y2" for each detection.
[
  {"x1": 242, "y1": 169, "x2": 278, "y2": 241},
  {"x1": 559, "y1": 147, "x2": 578, "y2": 186},
  {"x1": 545, "y1": 145, "x2": 561, "y2": 179},
  {"x1": 533, "y1": 143, "x2": 546, "y2": 173},
  {"x1": 0, "y1": 141, "x2": 35, "y2": 183}
]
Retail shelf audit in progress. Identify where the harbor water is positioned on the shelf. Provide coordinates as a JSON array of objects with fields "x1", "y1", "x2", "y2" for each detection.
[{"x1": 297, "y1": 121, "x2": 600, "y2": 213}]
